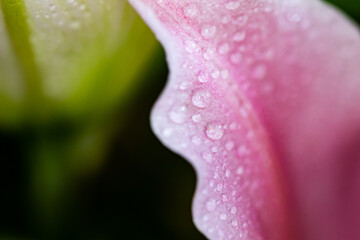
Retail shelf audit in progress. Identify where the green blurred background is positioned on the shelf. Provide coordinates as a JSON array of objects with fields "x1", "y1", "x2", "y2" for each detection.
[{"x1": 0, "y1": 1, "x2": 359, "y2": 239}]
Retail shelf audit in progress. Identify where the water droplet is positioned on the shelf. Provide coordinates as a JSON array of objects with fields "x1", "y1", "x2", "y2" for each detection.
[
  {"x1": 203, "y1": 48, "x2": 215, "y2": 60},
  {"x1": 229, "y1": 122, "x2": 237, "y2": 130},
  {"x1": 198, "y1": 71, "x2": 210, "y2": 83},
  {"x1": 219, "y1": 214, "x2": 227, "y2": 220},
  {"x1": 225, "y1": 141, "x2": 235, "y2": 151},
  {"x1": 225, "y1": 0, "x2": 240, "y2": 10},
  {"x1": 162, "y1": 128, "x2": 173, "y2": 137},
  {"x1": 206, "y1": 199, "x2": 216, "y2": 211},
  {"x1": 218, "y1": 43, "x2": 230, "y2": 55},
  {"x1": 79, "y1": 4, "x2": 86, "y2": 11},
  {"x1": 179, "y1": 82, "x2": 190, "y2": 90},
  {"x1": 202, "y1": 152, "x2": 213, "y2": 162},
  {"x1": 211, "y1": 69, "x2": 220, "y2": 79},
  {"x1": 233, "y1": 31, "x2": 246, "y2": 42},
  {"x1": 222, "y1": 15, "x2": 231, "y2": 24},
  {"x1": 183, "y1": 3, "x2": 199, "y2": 18},
  {"x1": 169, "y1": 105, "x2": 188, "y2": 124},
  {"x1": 236, "y1": 166, "x2": 244, "y2": 175},
  {"x1": 206, "y1": 123, "x2": 224, "y2": 141},
  {"x1": 231, "y1": 206, "x2": 237, "y2": 214},
  {"x1": 237, "y1": 145, "x2": 249, "y2": 156},
  {"x1": 70, "y1": 21, "x2": 80, "y2": 29},
  {"x1": 230, "y1": 52, "x2": 242, "y2": 64},
  {"x1": 221, "y1": 69, "x2": 229, "y2": 79},
  {"x1": 191, "y1": 135, "x2": 202, "y2": 145},
  {"x1": 192, "y1": 90, "x2": 211, "y2": 108},
  {"x1": 185, "y1": 40, "x2": 199, "y2": 53},
  {"x1": 236, "y1": 14, "x2": 248, "y2": 26},
  {"x1": 211, "y1": 146, "x2": 218, "y2": 153},
  {"x1": 251, "y1": 64, "x2": 267, "y2": 80},
  {"x1": 201, "y1": 25, "x2": 217, "y2": 39},
  {"x1": 232, "y1": 220, "x2": 238, "y2": 227},
  {"x1": 192, "y1": 114, "x2": 202, "y2": 122}
]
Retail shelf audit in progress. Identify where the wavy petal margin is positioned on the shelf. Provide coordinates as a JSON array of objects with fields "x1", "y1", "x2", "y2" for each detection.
[{"x1": 128, "y1": 0, "x2": 360, "y2": 239}]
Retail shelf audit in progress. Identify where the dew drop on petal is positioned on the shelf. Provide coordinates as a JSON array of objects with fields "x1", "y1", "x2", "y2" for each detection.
[
  {"x1": 236, "y1": 166, "x2": 244, "y2": 175},
  {"x1": 192, "y1": 90, "x2": 211, "y2": 108},
  {"x1": 183, "y1": 3, "x2": 199, "y2": 18},
  {"x1": 192, "y1": 114, "x2": 202, "y2": 122},
  {"x1": 168, "y1": 105, "x2": 188, "y2": 124},
  {"x1": 198, "y1": 70, "x2": 210, "y2": 83},
  {"x1": 225, "y1": 141, "x2": 235, "y2": 151},
  {"x1": 219, "y1": 214, "x2": 227, "y2": 220},
  {"x1": 191, "y1": 135, "x2": 202, "y2": 145},
  {"x1": 251, "y1": 64, "x2": 267, "y2": 80},
  {"x1": 206, "y1": 123, "x2": 224, "y2": 141},
  {"x1": 206, "y1": 199, "x2": 216, "y2": 212},
  {"x1": 185, "y1": 40, "x2": 198, "y2": 53},
  {"x1": 225, "y1": 0, "x2": 240, "y2": 10},
  {"x1": 233, "y1": 31, "x2": 246, "y2": 42},
  {"x1": 201, "y1": 25, "x2": 217, "y2": 39},
  {"x1": 202, "y1": 152, "x2": 213, "y2": 162}
]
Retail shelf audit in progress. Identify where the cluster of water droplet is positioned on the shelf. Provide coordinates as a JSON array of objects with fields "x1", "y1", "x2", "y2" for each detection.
[{"x1": 151, "y1": 0, "x2": 311, "y2": 239}]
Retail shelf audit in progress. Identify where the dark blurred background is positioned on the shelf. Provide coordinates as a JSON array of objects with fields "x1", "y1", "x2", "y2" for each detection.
[{"x1": 0, "y1": 1, "x2": 359, "y2": 239}]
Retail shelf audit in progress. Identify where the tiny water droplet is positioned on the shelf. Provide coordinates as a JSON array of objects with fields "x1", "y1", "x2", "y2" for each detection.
[
  {"x1": 192, "y1": 114, "x2": 202, "y2": 123},
  {"x1": 211, "y1": 69, "x2": 220, "y2": 79},
  {"x1": 201, "y1": 25, "x2": 217, "y2": 39},
  {"x1": 236, "y1": 166, "x2": 244, "y2": 175},
  {"x1": 198, "y1": 71, "x2": 210, "y2": 83},
  {"x1": 230, "y1": 52, "x2": 242, "y2": 64},
  {"x1": 202, "y1": 152, "x2": 213, "y2": 162},
  {"x1": 192, "y1": 90, "x2": 211, "y2": 108},
  {"x1": 185, "y1": 40, "x2": 198, "y2": 53},
  {"x1": 225, "y1": 0, "x2": 240, "y2": 10},
  {"x1": 218, "y1": 43, "x2": 230, "y2": 55},
  {"x1": 162, "y1": 128, "x2": 173, "y2": 137},
  {"x1": 233, "y1": 31, "x2": 246, "y2": 42},
  {"x1": 231, "y1": 206, "x2": 237, "y2": 214},
  {"x1": 225, "y1": 141, "x2": 235, "y2": 151},
  {"x1": 206, "y1": 123, "x2": 224, "y2": 141},
  {"x1": 221, "y1": 69, "x2": 229, "y2": 79},
  {"x1": 183, "y1": 3, "x2": 199, "y2": 18},
  {"x1": 169, "y1": 105, "x2": 188, "y2": 124},
  {"x1": 251, "y1": 64, "x2": 267, "y2": 80},
  {"x1": 191, "y1": 135, "x2": 202, "y2": 145},
  {"x1": 206, "y1": 199, "x2": 216, "y2": 212},
  {"x1": 232, "y1": 220, "x2": 238, "y2": 227}
]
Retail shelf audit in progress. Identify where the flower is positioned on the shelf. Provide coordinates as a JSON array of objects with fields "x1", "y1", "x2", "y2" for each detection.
[
  {"x1": 0, "y1": 0, "x2": 157, "y2": 127},
  {"x1": 129, "y1": 0, "x2": 360, "y2": 239}
]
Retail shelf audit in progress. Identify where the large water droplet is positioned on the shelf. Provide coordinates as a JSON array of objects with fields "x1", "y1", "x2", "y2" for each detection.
[
  {"x1": 206, "y1": 123, "x2": 224, "y2": 140},
  {"x1": 192, "y1": 90, "x2": 211, "y2": 108}
]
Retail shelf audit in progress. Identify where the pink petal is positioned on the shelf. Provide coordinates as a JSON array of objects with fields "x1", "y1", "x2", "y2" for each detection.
[{"x1": 129, "y1": 0, "x2": 360, "y2": 239}]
